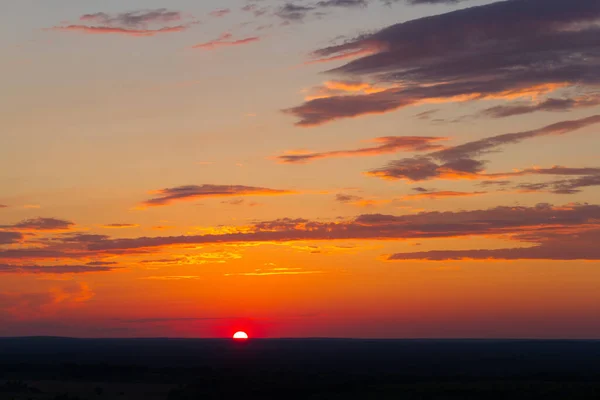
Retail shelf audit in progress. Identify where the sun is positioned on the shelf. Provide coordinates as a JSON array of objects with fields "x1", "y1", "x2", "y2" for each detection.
[{"x1": 233, "y1": 331, "x2": 249, "y2": 340}]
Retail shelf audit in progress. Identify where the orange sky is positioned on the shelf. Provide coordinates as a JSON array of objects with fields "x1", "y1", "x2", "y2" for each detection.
[{"x1": 1, "y1": 0, "x2": 600, "y2": 338}]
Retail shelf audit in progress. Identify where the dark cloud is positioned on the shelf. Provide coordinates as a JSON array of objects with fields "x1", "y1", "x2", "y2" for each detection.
[
  {"x1": 4, "y1": 217, "x2": 74, "y2": 231},
  {"x1": 89, "y1": 203, "x2": 600, "y2": 251},
  {"x1": 275, "y1": 0, "x2": 370, "y2": 22},
  {"x1": 317, "y1": 0, "x2": 369, "y2": 7},
  {"x1": 241, "y1": 4, "x2": 270, "y2": 17},
  {"x1": 102, "y1": 223, "x2": 138, "y2": 229},
  {"x1": 388, "y1": 229, "x2": 600, "y2": 261},
  {"x1": 368, "y1": 115, "x2": 600, "y2": 181},
  {"x1": 0, "y1": 232, "x2": 23, "y2": 245},
  {"x1": 141, "y1": 184, "x2": 295, "y2": 207},
  {"x1": 480, "y1": 94, "x2": 600, "y2": 118},
  {"x1": 433, "y1": 116, "x2": 600, "y2": 163},
  {"x1": 286, "y1": 0, "x2": 600, "y2": 126},
  {"x1": 0, "y1": 205, "x2": 7, "y2": 208},
  {"x1": 276, "y1": 4, "x2": 316, "y2": 21},
  {"x1": 335, "y1": 193, "x2": 363, "y2": 203},
  {"x1": 52, "y1": 9, "x2": 191, "y2": 37},
  {"x1": 516, "y1": 174, "x2": 600, "y2": 195},
  {"x1": 0, "y1": 264, "x2": 117, "y2": 274},
  {"x1": 478, "y1": 180, "x2": 511, "y2": 187},
  {"x1": 277, "y1": 136, "x2": 447, "y2": 164},
  {"x1": 86, "y1": 261, "x2": 119, "y2": 266},
  {"x1": 80, "y1": 9, "x2": 183, "y2": 27},
  {"x1": 401, "y1": 190, "x2": 486, "y2": 200},
  {"x1": 0, "y1": 249, "x2": 81, "y2": 260},
  {"x1": 412, "y1": 187, "x2": 432, "y2": 192}
]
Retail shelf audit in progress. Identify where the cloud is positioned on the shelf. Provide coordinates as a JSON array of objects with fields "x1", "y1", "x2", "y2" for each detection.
[
  {"x1": 275, "y1": 0, "x2": 373, "y2": 22},
  {"x1": 401, "y1": 190, "x2": 486, "y2": 200},
  {"x1": 140, "y1": 252, "x2": 241, "y2": 266},
  {"x1": 0, "y1": 264, "x2": 117, "y2": 274},
  {"x1": 0, "y1": 204, "x2": 7, "y2": 208},
  {"x1": 89, "y1": 203, "x2": 600, "y2": 251},
  {"x1": 516, "y1": 174, "x2": 600, "y2": 195},
  {"x1": 478, "y1": 180, "x2": 511, "y2": 187},
  {"x1": 335, "y1": 194, "x2": 391, "y2": 207},
  {"x1": 303, "y1": 80, "x2": 392, "y2": 100},
  {"x1": 317, "y1": 0, "x2": 369, "y2": 7},
  {"x1": 276, "y1": 4, "x2": 317, "y2": 21},
  {"x1": 388, "y1": 228, "x2": 600, "y2": 261},
  {"x1": 140, "y1": 184, "x2": 296, "y2": 207},
  {"x1": 86, "y1": 261, "x2": 119, "y2": 266},
  {"x1": 3, "y1": 217, "x2": 74, "y2": 231},
  {"x1": 367, "y1": 115, "x2": 600, "y2": 181},
  {"x1": 221, "y1": 199, "x2": 260, "y2": 207},
  {"x1": 276, "y1": 136, "x2": 447, "y2": 164},
  {"x1": 209, "y1": 8, "x2": 231, "y2": 17},
  {"x1": 480, "y1": 94, "x2": 600, "y2": 118},
  {"x1": 60, "y1": 233, "x2": 111, "y2": 243},
  {"x1": 51, "y1": 9, "x2": 191, "y2": 37},
  {"x1": 80, "y1": 9, "x2": 183, "y2": 26},
  {"x1": 286, "y1": 0, "x2": 600, "y2": 126},
  {"x1": 241, "y1": 4, "x2": 270, "y2": 17},
  {"x1": 335, "y1": 193, "x2": 363, "y2": 203},
  {"x1": 0, "y1": 249, "x2": 83, "y2": 260},
  {"x1": 50, "y1": 25, "x2": 186, "y2": 37},
  {"x1": 102, "y1": 223, "x2": 139, "y2": 229},
  {"x1": 412, "y1": 187, "x2": 432, "y2": 192},
  {"x1": 432, "y1": 116, "x2": 600, "y2": 163},
  {"x1": 192, "y1": 32, "x2": 260, "y2": 50},
  {"x1": 0, "y1": 232, "x2": 23, "y2": 245}
]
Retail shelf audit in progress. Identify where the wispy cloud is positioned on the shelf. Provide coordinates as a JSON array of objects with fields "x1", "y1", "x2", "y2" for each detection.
[
  {"x1": 80, "y1": 9, "x2": 183, "y2": 26},
  {"x1": 140, "y1": 184, "x2": 296, "y2": 207},
  {"x1": 0, "y1": 264, "x2": 116, "y2": 274},
  {"x1": 2, "y1": 217, "x2": 74, "y2": 231},
  {"x1": 192, "y1": 33, "x2": 260, "y2": 50},
  {"x1": 479, "y1": 94, "x2": 600, "y2": 119},
  {"x1": 50, "y1": 25, "x2": 186, "y2": 37},
  {"x1": 50, "y1": 9, "x2": 192, "y2": 37},
  {"x1": 367, "y1": 116, "x2": 600, "y2": 182},
  {"x1": 209, "y1": 8, "x2": 231, "y2": 17},
  {"x1": 401, "y1": 191, "x2": 486, "y2": 200},
  {"x1": 388, "y1": 228, "x2": 600, "y2": 261},
  {"x1": 277, "y1": 136, "x2": 447, "y2": 164},
  {"x1": 102, "y1": 223, "x2": 139, "y2": 229}
]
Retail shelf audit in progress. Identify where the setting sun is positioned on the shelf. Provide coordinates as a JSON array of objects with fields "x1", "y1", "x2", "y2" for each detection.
[{"x1": 233, "y1": 331, "x2": 249, "y2": 340}]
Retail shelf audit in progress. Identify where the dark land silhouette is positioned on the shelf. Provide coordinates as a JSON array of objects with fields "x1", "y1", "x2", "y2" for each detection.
[{"x1": 1, "y1": 337, "x2": 600, "y2": 399}]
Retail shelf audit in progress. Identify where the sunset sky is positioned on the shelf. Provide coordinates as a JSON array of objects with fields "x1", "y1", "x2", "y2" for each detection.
[{"x1": 1, "y1": 0, "x2": 600, "y2": 338}]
